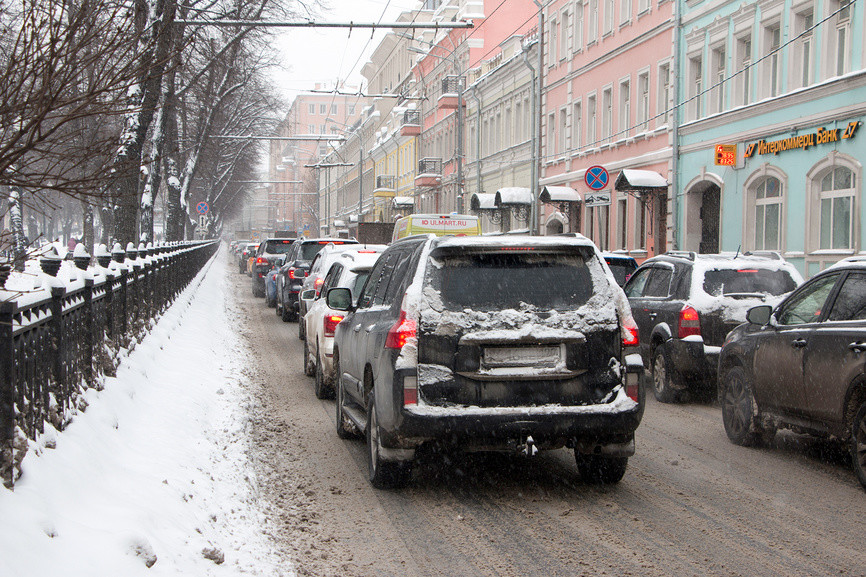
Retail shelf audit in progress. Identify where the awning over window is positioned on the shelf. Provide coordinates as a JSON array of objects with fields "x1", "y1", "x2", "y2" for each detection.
[
  {"x1": 469, "y1": 192, "x2": 497, "y2": 211},
  {"x1": 495, "y1": 187, "x2": 532, "y2": 206},
  {"x1": 392, "y1": 196, "x2": 414, "y2": 208},
  {"x1": 539, "y1": 186, "x2": 581, "y2": 203},
  {"x1": 615, "y1": 169, "x2": 668, "y2": 191}
]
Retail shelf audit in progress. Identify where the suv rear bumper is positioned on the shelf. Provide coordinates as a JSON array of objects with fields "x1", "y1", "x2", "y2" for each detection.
[{"x1": 668, "y1": 338, "x2": 719, "y2": 382}]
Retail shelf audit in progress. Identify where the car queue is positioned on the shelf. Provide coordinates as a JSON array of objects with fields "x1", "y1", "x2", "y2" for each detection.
[{"x1": 232, "y1": 217, "x2": 866, "y2": 492}]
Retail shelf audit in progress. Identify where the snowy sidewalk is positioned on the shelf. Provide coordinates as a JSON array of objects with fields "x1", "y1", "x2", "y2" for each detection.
[{"x1": 0, "y1": 249, "x2": 293, "y2": 576}]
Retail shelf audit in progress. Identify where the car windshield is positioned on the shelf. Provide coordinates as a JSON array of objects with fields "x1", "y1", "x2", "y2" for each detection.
[
  {"x1": 264, "y1": 240, "x2": 294, "y2": 254},
  {"x1": 429, "y1": 250, "x2": 599, "y2": 311},
  {"x1": 702, "y1": 267, "x2": 798, "y2": 296}
]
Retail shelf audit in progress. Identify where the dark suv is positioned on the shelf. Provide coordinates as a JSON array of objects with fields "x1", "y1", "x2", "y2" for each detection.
[
  {"x1": 328, "y1": 235, "x2": 644, "y2": 488},
  {"x1": 275, "y1": 238, "x2": 358, "y2": 321},
  {"x1": 719, "y1": 257, "x2": 866, "y2": 490},
  {"x1": 251, "y1": 238, "x2": 295, "y2": 297},
  {"x1": 624, "y1": 251, "x2": 802, "y2": 403}
]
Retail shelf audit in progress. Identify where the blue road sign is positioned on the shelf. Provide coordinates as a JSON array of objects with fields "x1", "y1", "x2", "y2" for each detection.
[
  {"x1": 196, "y1": 201, "x2": 209, "y2": 215},
  {"x1": 585, "y1": 166, "x2": 609, "y2": 191}
]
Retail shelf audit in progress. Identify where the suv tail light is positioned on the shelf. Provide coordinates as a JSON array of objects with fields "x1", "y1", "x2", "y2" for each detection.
[
  {"x1": 621, "y1": 314, "x2": 639, "y2": 347},
  {"x1": 314, "y1": 276, "x2": 325, "y2": 295},
  {"x1": 385, "y1": 310, "x2": 417, "y2": 350},
  {"x1": 255, "y1": 257, "x2": 268, "y2": 266},
  {"x1": 323, "y1": 314, "x2": 343, "y2": 337},
  {"x1": 678, "y1": 305, "x2": 701, "y2": 338},
  {"x1": 403, "y1": 375, "x2": 418, "y2": 406}
]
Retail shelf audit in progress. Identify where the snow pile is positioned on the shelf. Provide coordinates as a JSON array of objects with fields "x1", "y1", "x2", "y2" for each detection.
[{"x1": 0, "y1": 250, "x2": 292, "y2": 576}]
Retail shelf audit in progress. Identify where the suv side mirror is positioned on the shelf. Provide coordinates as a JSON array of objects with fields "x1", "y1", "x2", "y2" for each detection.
[
  {"x1": 301, "y1": 289, "x2": 316, "y2": 301},
  {"x1": 746, "y1": 305, "x2": 772, "y2": 326},
  {"x1": 327, "y1": 287, "x2": 352, "y2": 311}
]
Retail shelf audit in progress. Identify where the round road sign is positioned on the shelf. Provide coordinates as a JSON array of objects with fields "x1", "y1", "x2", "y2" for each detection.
[
  {"x1": 196, "y1": 201, "x2": 209, "y2": 215},
  {"x1": 585, "y1": 166, "x2": 609, "y2": 191}
]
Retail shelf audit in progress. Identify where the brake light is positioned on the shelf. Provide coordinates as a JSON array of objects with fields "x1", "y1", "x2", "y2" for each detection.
[
  {"x1": 678, "y1": 305, "x2": 701, "y2": 338},
  {"x1": 323, "y1": 314, "x2": 343, "y2": 337},
  {"x1": 621, "y1": 314, "x2": 640, "y2": 347},
  {"x1": 256, "y1": 257, "x2": 267, "y2": 265},
  {"x1": 403, "y1": 375, "x2": 418, "y2": 406},
  {"x1": 385, "y1": 310, "x2": 417, "y2": 349},
  {"x1": 314, "y1": 276, "x2": 324, "y2": 295},
  {"x1": 738, "y1": 269, "x2": 759, "y2": 273}
]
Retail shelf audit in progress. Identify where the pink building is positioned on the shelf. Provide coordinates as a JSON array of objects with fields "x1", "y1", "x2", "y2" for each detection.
[{"x1": 540, "y1": 0, "x2": 674, "y2": 258}]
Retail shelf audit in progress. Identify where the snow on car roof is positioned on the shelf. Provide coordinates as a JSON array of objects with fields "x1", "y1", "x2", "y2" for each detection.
[{"x1": 432, "y1": 234, "x2": 598, "y2": 250}]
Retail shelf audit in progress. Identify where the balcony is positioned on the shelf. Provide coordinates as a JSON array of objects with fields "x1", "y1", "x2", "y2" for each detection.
[
  {"x1": 373, "y1": 175, "x2": 396, "y2": 197},
  {"x1": 414, "y1": 157, "x2": 442, "y2": 188},
  {"x1": 438, "y1": 76, "x2": 465, "y2": 110},
  {"x1": 400, "y1": 109, "x2": 421, "y2": 137}
]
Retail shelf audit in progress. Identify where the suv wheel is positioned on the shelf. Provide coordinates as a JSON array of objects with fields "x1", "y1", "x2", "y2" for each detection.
[
  {"x1": 303, "y1": 338, "x2": 315, "y2": 377},
  {"x1": 314, "y1": 348, "x2": 332, "y2": 399},
  {"x1": 721, "y1": 366, "x2": 761, "y2": 446},
  {"x1": 281, "y1": 302, "x2": 293, "y2": 322},
  {"x1": 335, "y1": 359, "x2": 359, "y2": 439},
  {"x1": 575, "y1": 453, "x2": 628, "y2": 484},
  {"x1": 367, "y1": 393, "x2": 411, "y2": 489},
  {"x1": 652, "y1": 345, "x2": 680, "y2": 403},
  {"x1": 252, "y1": 281, "x2": 264, "y2": 298},
  {"x1": 851, "y1": 401, "x2": 866, "y2": 490}
]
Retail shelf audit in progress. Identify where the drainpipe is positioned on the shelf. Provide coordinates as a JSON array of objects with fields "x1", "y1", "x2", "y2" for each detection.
[
  {"x1": 531, "y1": 0, "x2": 545, "y2": 236},
  {"x1": 671, "y1": 2, "x2": 681, "y2": 250},
  {"x1": 470, "y1": 85, "x2": 483, "y2": 195}
]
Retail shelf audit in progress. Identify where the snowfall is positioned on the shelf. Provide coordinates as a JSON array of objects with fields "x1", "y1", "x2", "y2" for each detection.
[{"x1": 0, "y1": 250, "x2": 295, "y2": 576}]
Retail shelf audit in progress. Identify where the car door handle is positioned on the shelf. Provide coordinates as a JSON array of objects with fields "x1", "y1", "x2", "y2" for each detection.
[
  {"x1": 791, "y1": 338, "x2": 807, "y2": 348},
  {"x1": 849, "y1": 342, "x2": 866, "y2": 353}
]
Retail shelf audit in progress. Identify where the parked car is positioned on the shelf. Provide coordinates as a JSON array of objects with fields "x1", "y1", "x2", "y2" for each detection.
[
  {"x1": 302, "y1": 249, "x2": 384, "y2": 398},
  {"x1": 275, "y1": 238, "x2": 359, "y2": 322},
  {"x1": 298, "y1": 244, "x2": 386, "y2": 340},
  {"x1": 624, "y1": 251, "x2": 803, "y2": 403},
  {"x1": 328, "y1": 234, "x2": 644, "y2": 488},
  {"x1": 719, "y1": 257, "x2": 866, "y2": 489},
  {"x1": 265, "y1": 256, "x2": 286, "y2": 307},
  {"x1": 251, "y1": 238, "x2": 295, "y2": 297},
  {"x1": 602, "y1": 252, "x2": 639, "y2": 288}
]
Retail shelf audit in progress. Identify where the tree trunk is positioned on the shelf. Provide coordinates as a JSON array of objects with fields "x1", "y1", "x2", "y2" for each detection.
[{"x1": 9, "y1": 188, "x2": 27, "y2": 271}]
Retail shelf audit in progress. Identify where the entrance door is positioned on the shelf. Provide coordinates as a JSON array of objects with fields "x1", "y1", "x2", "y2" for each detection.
[{"x1": 699, "y1": 186, "x2": 720, "y2": 253}]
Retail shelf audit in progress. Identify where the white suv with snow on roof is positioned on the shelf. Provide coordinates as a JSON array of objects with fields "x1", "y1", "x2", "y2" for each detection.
[{"x1": 327, "y1": 234, "x2": 645, "y2": 488}]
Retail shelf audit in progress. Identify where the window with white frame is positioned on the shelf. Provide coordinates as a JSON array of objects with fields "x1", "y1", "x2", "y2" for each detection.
[
  {"x1": 320, "y1": 124, "x2": 326, "y2": 134},
  {"x1": 587, "y1": 93, "x2": 597, "y2": 144},
  {"x1": 710, "y1": 45, "x2": 726, "y2": 114},
  {"x1": 658, "y1": 62, "x2": 671, "y2": 126},
  {"x1": 634, "y1": 197, "x2": 646, "y2": 249},
  {"x1": 604, "y1": 0, "x2": 614, "y2": 34},
  {"x1": 638, "y1": 0, "x2": 650, "y2": 14},
  {"x1": 572, "y1": 101, "x2": 582, "y2": 150},
  {"x1": 617, "y1": 196, "x2": 628, "y2": 249},
  {"x1": 792, "y1": 8, "x2": 814, "y2": 89},
  {"x1": 602, "y1": 87, "x2": 612, "y2": 141},
  {"x1": 483, "y1": 118, "x2": 490, "y2": 157},
  {"x1": 588, "y1": 0, "x2": 599, "y2": 43},
  {"x1": 320, "y1": 104, "x2": 327, "y2": 114},
  {"x1": 818, "y1": 166, "x2": 856, "y2": 250},
  {"x1": 548, "y1": 112, "x2": 556, "y2": 155},
  {"x1": 515, "y1": 100, "x2": 523, "y2": 142},
  {"x1": 762, "y1": 23, "x2": 781, "y2": 98},
  {"x1": 348, "y1": 104, "x2": 356, "y2": 116},
  {"x1": 618, "y1": 78, "x2": 630, "y2": 138},
  {"x1": 331, "y1": 104, "x2": 338, "y2": 115},
  {"x1": 575, "y1": 1, "x2": 584, "y2": 51},
  {"x1": 561, "y1": 9, "x2": 570, "y2": 57},
  {"x1": 687, "y1": 54, "x2": 703, "y2": 121},
  {"x1": 637, "y1": 71, "x2": 650, "y2": 130},
  {"x1": 831, "y1": 0, "x2": 852, "y2": 78},
  {"x1": 308, "y1": 124, "x2": 315, "y2": 133},
  {"x1": 495, "y1": 111, "x2": 502, "y2": 153},
  {"x1": 505, "y1": 107, "x2": 512, "y2": 148},
  {"x1": 549, "y1": 17, "x2": 559, "y2": 65},
  {"x1": 621, "y1": 0, "x2": 632, "y2": 25},
  {"x1": 735, "y1": 35, "x2": 752, "y2": 106},
  {"x1": 559, "y1": 107, "x2": 568, "y2": 154},
  {"x1": 749, "y1": 175, "x2": 784, "y2": 251},
  {"x1": 309, "y1": 103, "x2": 316, "y2": 115},
  {"x1": 523, "y1": 97, "x2": 531, "y2": 140}
]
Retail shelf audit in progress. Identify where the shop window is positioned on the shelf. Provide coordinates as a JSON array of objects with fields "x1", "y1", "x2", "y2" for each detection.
[{"x1": 807, "y1": 155, "x2": 860, "y2": 253}]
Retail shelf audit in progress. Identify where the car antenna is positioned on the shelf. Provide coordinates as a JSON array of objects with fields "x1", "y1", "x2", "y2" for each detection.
[{"x1": 734, "y1": 244, "x2": 740, "y2": 259}]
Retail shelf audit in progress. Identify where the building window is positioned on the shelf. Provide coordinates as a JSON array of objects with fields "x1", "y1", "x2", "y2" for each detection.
[
  {"x1": 618, "y1": 196, "x2": 628, "y2": 249},
  {"x1": 575, "y1": 1, "x2": 584, "y2": 51},
  {"x1": 710, "y1": 45, "x2": 726, "y2": 114},
  {"x1": 587, "y1": 204, "x2": 610, "y2": 250},
  {"x1": 505, "y1": 107, "x2": 512, "y2": 148},
  {"x1": 762, "y1": 23, "x2": 781, "y2": 98},
  {"x1": 832, "y1": 0, "x2": 852, "y2": 77},
  {"x1": 618, "y1": 78, "x2": 630, "y2": 139},
  {"x1": 735, "y1": 35, "x2": 752, "y2": 106},
  {"x1": 331, "y1": 104, "x2": 338, "y2": 115},
  {"x1": 308, "y1": 124, "x2": 315, "y2": 133},
  {"x1": 320, "y1": 104, "x2": 327, "y2": 114},
  {"x1": 658, "y1": 62, "x2": 671, "y2": 126},
  {"x1": 348, "y1": 104, "x2": 356, "y2": 116},
  {"x1": 637, "y1": 71, "x2": 649, "y2": 130},
  {"x1": 602, "y1": 87, "x2": 612, "y2": 141},
  {"x1": 548, "y1": 112, "x2": 556, "y2": 155},
  {"x1": 638, "y1": 0, "x2": 650, "y2": 14},
  {"x1": 750, "y1": 176, "x2": 784, "y2": 250},
  {"x1": 791, "y1": 9, "x2": 814, "y2": 89},
  {"x1": 635, "y1": 198, "x2": 646, "y2": 249},
  {"x1": 572, "y1": 101, "x2": 582, "y2": 151},
  {"x1": 515, "y1": 101, "x2": 523, "y2": 142},
  {"x1": 819, "y1": 166, "x2": 856, "y2": 249},
  {"x1": 604, "y1": 0, "x2": 614, "y2": 35},
  {"x1": 588, "y1": 0, "x2": 599, "y2": 43},
  {"x1": 559, "y1": 107, "x2": 568, "y2": 154},
  {"x1": 587, "y1": 93, "x2": 597, "y2": 144},
  {"x1": 320, "y1": 124, "x2": 326, "y2": 134},
  {"x1": 561, "y1": 10, "x2": 570, "y2": 57},
  {"x1": 621, "y1": 0, "x2": 632, "y2": 25},
  {"x1": 549, "y1": 17, "x2": 558, "y2": 65},
  {"x1": 687, "y1": 54, "x2": 703, "y2": 121}
]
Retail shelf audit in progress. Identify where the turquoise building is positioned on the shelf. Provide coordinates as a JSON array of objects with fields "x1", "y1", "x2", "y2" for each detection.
[{"x1": 674, "y1": 0, "x2": 864, "y2": 277}]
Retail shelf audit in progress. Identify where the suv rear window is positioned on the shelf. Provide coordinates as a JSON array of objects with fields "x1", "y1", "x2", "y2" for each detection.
[
  {"x1": 702, "y1": 267, "x2": 797, "y2": 297},
  {"x1": 429, "y1": 251, "x2": 599, "y2": 311},
  {"x1": 263, "y1": 239, "x2": 294, "y2": 254}
]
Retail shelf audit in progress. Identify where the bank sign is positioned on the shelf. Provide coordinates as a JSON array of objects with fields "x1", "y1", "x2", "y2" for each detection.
[{"x1": 744, "y1": 121, "x2": 861, "y2": 158}]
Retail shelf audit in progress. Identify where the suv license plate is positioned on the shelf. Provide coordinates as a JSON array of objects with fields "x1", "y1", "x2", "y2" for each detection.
[{"x1": 484, "y1": 345, "x2": 562, "y2": 369}]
